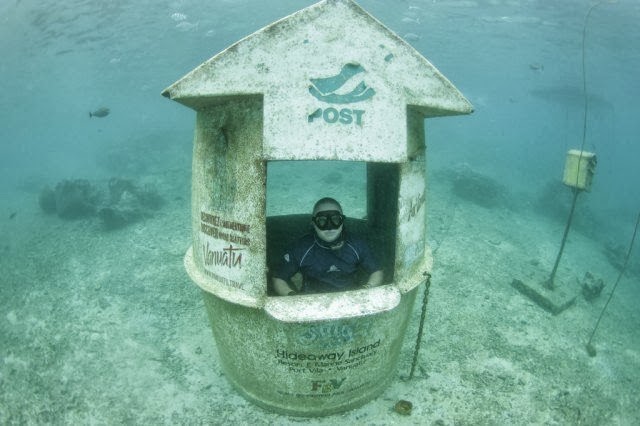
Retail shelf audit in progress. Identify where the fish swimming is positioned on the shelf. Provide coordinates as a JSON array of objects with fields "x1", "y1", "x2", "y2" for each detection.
[{"x1": 89, "y1": 107, "x2": 110, "y2": 118}]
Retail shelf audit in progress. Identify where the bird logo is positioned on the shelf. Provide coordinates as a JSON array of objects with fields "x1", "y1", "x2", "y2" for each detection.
[{"x1": 309, "y1": 63, "x2": 375, "y2": 104}]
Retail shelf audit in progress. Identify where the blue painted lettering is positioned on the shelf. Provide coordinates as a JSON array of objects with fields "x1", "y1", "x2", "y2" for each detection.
[
  {"x1": 324, "y1": 107, "x2": 339, "y2": 123},
  {"x1": 308, "y1": 108, "x2": 364, "y2": 126},
  {"x1": 339, "y1": 109, "x2": 352, "y2": 124},
  {"x1": 308, "y1": 108, "x2": 322, "y2": 123}
]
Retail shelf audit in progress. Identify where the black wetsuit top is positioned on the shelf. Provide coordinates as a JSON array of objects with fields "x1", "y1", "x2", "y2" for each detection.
[{"x1": 273, "y1": 231, "x2": 380, "y2": 293}]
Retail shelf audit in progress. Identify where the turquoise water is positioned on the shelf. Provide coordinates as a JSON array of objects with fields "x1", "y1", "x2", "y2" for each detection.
[
  {"x1": 2, "y1": 0, "x2": 638, "y2": 225},
  {"x1": 1, "y1": 0, "x2": 639, "y2": 423}
]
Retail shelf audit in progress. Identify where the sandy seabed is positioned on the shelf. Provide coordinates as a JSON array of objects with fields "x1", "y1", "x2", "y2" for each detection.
[{"x1": 1, "y1": 161, "x2": 639, "y2": 425}]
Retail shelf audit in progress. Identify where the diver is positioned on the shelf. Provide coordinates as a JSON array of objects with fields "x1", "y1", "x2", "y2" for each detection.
[{"x1": 272, "y1": 197, "x2": 383, "y2": 296}]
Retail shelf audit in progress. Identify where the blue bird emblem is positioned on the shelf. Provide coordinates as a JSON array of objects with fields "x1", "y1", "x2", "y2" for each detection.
[{"x1": 309, "y1": 63, "x2": 375, "y2": 104}]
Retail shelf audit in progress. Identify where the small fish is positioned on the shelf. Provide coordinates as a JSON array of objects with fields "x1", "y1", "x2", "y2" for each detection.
[
  {"x1": 171, "y1": 12, "x2": 187, "y2": 22},
  {"x1": 9, "y1": 212, "x2": 17, "y2": 219},
  {"x1": 175, "y1": 21, "x2": 198, "y2": 32},
  {"x1": 401, "y1": 17, "x2": 420, "y2": 24},
  {"x1": 403, "y1": 32, "x2": 420, "y2": 41},
  {"x1": 89, "y1": 107, "x2": 110, "y2": 118},
  {"x1": 529, "y1": 62, "x2": 544, "y2": 72}
]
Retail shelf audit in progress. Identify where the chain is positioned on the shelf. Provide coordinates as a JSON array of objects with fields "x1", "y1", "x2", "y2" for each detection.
[{"x1": 408, "y1": 272, "x2": 432, "y2": 380}]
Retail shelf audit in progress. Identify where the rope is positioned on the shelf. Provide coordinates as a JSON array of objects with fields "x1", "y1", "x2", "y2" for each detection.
[{"x1": 586, "y1": 210, "x2": 640, "y2": 354}]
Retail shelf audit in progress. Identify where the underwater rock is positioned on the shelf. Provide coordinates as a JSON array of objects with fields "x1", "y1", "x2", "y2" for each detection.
[
  {"x1": 38, "y1": 177, "x2": 164, "y2": 229},
  {"x1": 135, "y1": 183, "x2": 164, "y2": 210},
  {"x1": 107, "y1": 177, "x2": 138, "y2": 205},
  {"x1": 107, "y1": 177, "x2": 163, "y2": 210},
  {"x1": 53, "y1": 179, "x2": 100, "y2": 219},
  {"x1": 38, "y1": 186, "x2": 57, "y2": 214},
  {"x1": 580, "y1": 271, "x2": 604, "y2": 301},
  {"x1": 98, "y1": 178, "x2": 164, "y2": 230},
  {"x1": 98, "y1": 192, "x2": 143, "y2": 230},
  {"x1": 394, "y1": 399, "x2": 413, "y2": 415}
]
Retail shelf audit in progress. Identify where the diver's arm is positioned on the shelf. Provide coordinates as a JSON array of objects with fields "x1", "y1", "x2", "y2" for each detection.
[
  {"x1": 364, "y1": 270, "x2": 383, "y2": 288},
  {"x1": 273, "y1": 277, "x2": 296, "y2": 296}
]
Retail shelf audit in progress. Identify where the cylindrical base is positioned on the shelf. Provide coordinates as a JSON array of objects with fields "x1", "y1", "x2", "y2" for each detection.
[{"x1": 201, "y1": 287, "x2": 418, "y2": 416}]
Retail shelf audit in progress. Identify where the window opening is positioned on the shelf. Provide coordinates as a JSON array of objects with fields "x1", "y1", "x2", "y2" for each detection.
[
  {"x1": 265, "y1": 160, "x2": 399, "y2": 295},
  {"x1": 266, "y1": 160, "x2": 366, "y2": 217}
]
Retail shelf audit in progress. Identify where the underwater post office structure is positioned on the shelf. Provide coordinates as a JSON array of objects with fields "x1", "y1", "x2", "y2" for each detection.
[{"x1": 162, "y1": 0, "x2": 472, "y2": 416}]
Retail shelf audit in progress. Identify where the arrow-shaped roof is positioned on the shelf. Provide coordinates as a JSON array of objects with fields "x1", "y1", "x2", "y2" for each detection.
[{"x1": 162, "y1": 0, "x2": 473, "y2": 161}]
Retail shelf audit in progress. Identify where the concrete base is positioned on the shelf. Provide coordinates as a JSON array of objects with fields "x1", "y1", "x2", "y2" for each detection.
[
  {"x1": 200, "y1": 286, "x2": 419, "y2": 417},
  {"x1": 510, "y1": 277, "x2": 579, "y2": 315}
]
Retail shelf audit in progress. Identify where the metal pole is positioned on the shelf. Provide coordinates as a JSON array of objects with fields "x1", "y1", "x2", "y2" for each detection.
[{"x1": 546, "y1": 189, "x2": 581, "y2": 289}]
